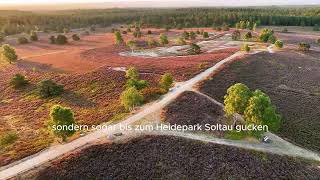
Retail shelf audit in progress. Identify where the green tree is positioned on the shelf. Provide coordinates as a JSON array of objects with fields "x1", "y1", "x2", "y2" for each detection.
[
  {"x1": 241, "y1": 44, "x2": 250, "y2": 52},
  {"x1": 125, "y1": 67, "x2": 148, "y2": 90},
  {"x1": 259, "y1": 29, "x2": 274, "y2": 43},
  {"x1": 244, "y1": 90, "x2": 281, "y2": 132},
  {"x1": 10, "y1": 74, "x2": 29, "y2": 88},
  {"x1": 30, "y1": 31, "x2": 38, "y2": 41},
  {"x1": 187, "y1": 43, "x2": 201, "y2": 54},
  {"x1": 38, "y1": 79, "x2": 64, "y2": 98},
  {"x1": 203, "y1": 32, "x2": 209, "y2": 38},
  {"x1": 232, "y1": 30, "x2": 241, "y2": 41},
  {"x1": 72, "y1": 34, "x2": 80, "y2": 41},
  {"x1": 239, "y1": 21, "x2": 246, "y2": 29},
  {"x1": 55, "y1": 34, "x2": 68, "y2": 45},
  {"x1": 274, "y1": 40, "x2": 284, "y2": 49},
  {"x1": 159, "y1": 73, "x2": 174, "y2": 91},
  {"x1": 114, "y1": 31, "x2": 123, "y2": 45},
  {"x1": 159, "y1": 33, "x2": 169, "y2": 45},
  {"x1": 120, "y1": 87, "x2": 144, "y2": 111},
  {"x1": 224, "y1": 83, "x2": 252, "y2": 116},
  {"x1": 49, "y1": 105, "x2": 76, "y2": 141},
  {"x1": 125, "y1": 67, "x2": 139, "y2": 80},
  {"x1": 0, "y1": 44, "x2": 17, "y2": 64}
]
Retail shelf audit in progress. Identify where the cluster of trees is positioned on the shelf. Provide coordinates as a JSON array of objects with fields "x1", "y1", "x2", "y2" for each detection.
[
  {"x1": 235, "y1": 20, "x2": 257, "y2": 31},
  {"x1": 9, "y1": 72, "x2": 64, "y2": 98},
  {"x1": 0, "y1": 7, "x2": 320, "y2": 36},
  {"x1": 120, "y1": 67, "x2": 173, "y2": 110},
  {"x1": 224, "y1": 83, "x2": 281, "y2": 137}
]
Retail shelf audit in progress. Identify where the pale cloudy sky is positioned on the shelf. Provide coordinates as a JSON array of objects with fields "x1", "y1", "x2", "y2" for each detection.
[{"x1": 0, "y1": 0, "x2": 319, "y2": 5}]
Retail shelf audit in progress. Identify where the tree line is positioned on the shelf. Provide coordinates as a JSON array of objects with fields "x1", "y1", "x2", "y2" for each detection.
[{"x1": 0, "y1": 7, "x2": 320, "y2": 35}]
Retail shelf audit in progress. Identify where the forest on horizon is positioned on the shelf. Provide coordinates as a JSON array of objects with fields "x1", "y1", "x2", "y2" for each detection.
[{"x1": 0, "y1": 7, "x2": 320, "y2": 35}]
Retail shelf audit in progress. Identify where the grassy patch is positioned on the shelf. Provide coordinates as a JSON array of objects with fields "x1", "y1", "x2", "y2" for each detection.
[{"x1": 0, "y1": 131, "x2": 18, "y2": 148}]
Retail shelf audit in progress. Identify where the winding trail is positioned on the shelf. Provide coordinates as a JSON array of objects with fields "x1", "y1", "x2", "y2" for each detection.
[
  {"x1": 0, "y1": 51, "x2": 244, "y2": 180},
  {"x1": 147, "y1": 130, "x2": 320, "y2": 162}
]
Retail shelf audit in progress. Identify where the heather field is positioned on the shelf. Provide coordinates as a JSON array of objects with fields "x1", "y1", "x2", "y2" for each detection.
[
  {"x1": 162, "y1": 91, "x2": 225, "y2": 137},
  {"x1": 29, "y1": 136, "x2": 320, "y2": 179},
  {"x1": 0, "y1": 27, "x2": 237, "y2": 166},
  {"x1": 0, "y1": 8, "x2": 320, "y2": 178}
]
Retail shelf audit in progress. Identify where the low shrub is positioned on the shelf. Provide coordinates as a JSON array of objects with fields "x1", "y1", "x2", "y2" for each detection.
[
  {"x1": 17, "y1": 37, "x2": 29, "y2": 44},
  {"x1": 0, "y1": 131, "x2": 18, "y2": 147},
  {"x1": 203, "y1": 32, "x2": 209, "y2": 38},
  {"x1": 10, "y1": 74, "x2": 29, "y2": 88},
  {"x1": 187, "y1": 43, "x2": 201, "y2": 55},
  {"x1": 55, "y1": 34, "x2": 68, "y2": 45},
  {"x1": 176, "y1": 37, "x2": 186, "y2": 45},
  {"x1": 159, "y1": 73, "x2": 174, "y2": 92},
  {"x1": 274, "y1": 40, "x2": 284, "y2": 49},
  {"x1": 38, "y1": 79, "x2": 64, "y2": 98},
  {"x1": 72, "y1": 34, "x2": 80, "y2": 41},
  {"x1": 298, "y1": 42, "x2": 311, "y2": 52},
  {"x1": 241, "y1": 44, "x2": 250, "y2": 52},
  {"x1": 49, "y1": 36, "x2": 56, "y2": 44},
  {"x1": 30, "y1": 31, "x2": 38, "y2": 41}
]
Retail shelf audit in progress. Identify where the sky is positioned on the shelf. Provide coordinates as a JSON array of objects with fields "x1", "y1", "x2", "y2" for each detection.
[{"x1": 0, "y1": 0, "x2": 319, "y2": 5}]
